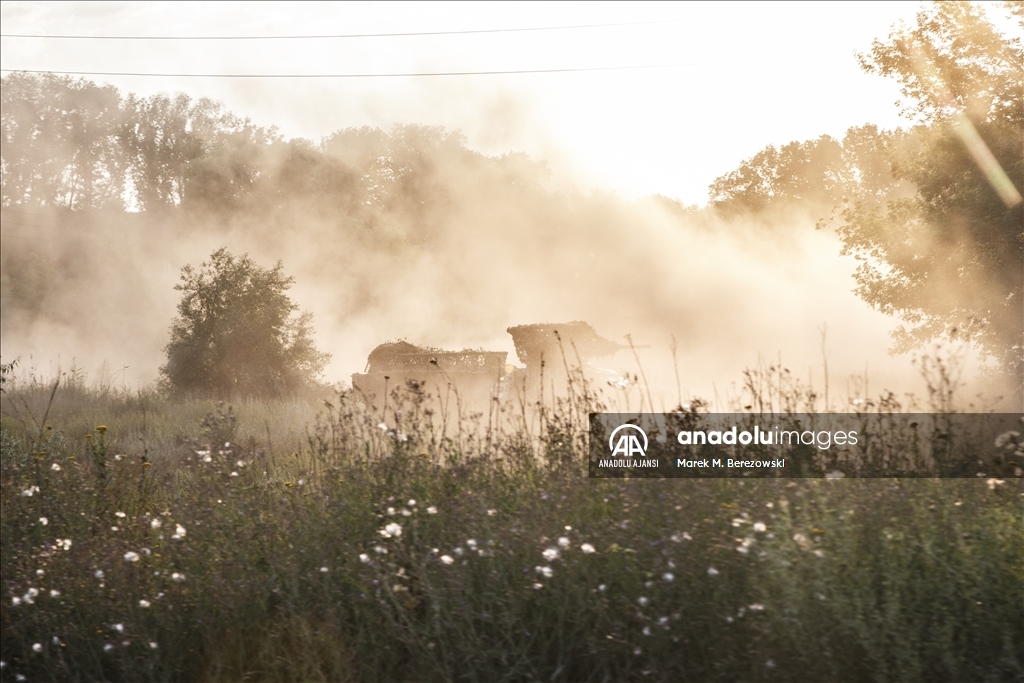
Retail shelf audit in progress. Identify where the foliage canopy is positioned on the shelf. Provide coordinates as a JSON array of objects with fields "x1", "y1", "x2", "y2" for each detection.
[
  {"x1": 161, "y1": 248, "x2": 329, "y2": 397},
  {"x1": 836, "y1": 2, "x2": 1023, "y2": 376},
  {"x1": 708, "y1": 2, "x2": 1023, "y2": 381}
]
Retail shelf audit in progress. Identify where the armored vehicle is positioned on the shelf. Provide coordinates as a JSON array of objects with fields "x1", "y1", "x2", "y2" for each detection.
[
  {"x1": 352, "y1": 322, "x2": 630, "y2": 409},
  {"x1": 351, "y1": 341, "x2": 510, "y2": 408},
  {"x1": 506, "y1": 321, "x2": 629, "y2": 396}
]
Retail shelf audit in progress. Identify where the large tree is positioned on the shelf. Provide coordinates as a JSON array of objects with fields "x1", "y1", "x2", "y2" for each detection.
[
  {"x1": 161, "y1": 248, "x2": 329, "y2": 397},
  {"x1": 835, "y1": 2, "x2": 1023, "y2": 379}
]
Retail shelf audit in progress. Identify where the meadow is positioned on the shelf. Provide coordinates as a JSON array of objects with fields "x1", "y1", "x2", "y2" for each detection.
[{"x1": 1, "y1": 366, "x2": 1022, "y2": 683}]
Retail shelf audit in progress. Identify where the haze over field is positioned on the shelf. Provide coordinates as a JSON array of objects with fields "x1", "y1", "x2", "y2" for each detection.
[{"x1": 2, "y1": 1, "x2": 1021, "y2": 407}]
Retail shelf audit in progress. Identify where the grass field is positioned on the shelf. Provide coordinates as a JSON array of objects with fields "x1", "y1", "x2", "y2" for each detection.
[{"x1": 1, "y1": 370, "x2": 1022, "y2": 682}]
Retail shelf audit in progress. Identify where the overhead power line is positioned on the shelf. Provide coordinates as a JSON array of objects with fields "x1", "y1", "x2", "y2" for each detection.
[
  {"x1": 0, "y1": 19, "x2": 685, "y2": 40},
  {"x1": 1, "y1": 63, "x2": 708, "y2": 79}
]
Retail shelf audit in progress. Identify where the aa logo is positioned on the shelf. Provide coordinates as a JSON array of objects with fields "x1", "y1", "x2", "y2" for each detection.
[{"x1": 608, "y1": 424, "x2": 648, "y2": 458}]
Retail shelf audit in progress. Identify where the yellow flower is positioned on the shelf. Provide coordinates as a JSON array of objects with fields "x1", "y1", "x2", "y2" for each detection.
[{"x1": 96, "y1": 426, "x2": 108, "y2": 433}]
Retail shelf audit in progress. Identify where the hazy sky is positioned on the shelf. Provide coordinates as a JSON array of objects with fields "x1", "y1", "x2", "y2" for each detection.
[{"x1": 1, "y1": 1, "x2": 930, "y2": 205}]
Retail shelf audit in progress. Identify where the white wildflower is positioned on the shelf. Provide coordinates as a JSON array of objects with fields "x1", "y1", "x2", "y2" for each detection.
[
  {"x1": 171, "y1": 572, "x2": 185, "y2": 582},
  {"x1": 542, "y1": 547, "x2": 560, "y2": 562},
  {"x1": 487, "y1": 509, "x2": 497, "y2": 516},
  {"x1": 642, "y1": 626, "x2": 652, "y2": 636},
  {"x1": 707, "y1": 566, "x2": 719, "y2": 577},
  {"x1": 407, "y1": 499, "x2": 416, "y2": 507},
  {"x1": 39, "y1": 517, "x2": 48, "y2": 526},
  {"x1": 749, "y1": 603, "x2": 765, "y2": 611},
  {"x1": 51, "y1": 463, "x2": 61, "y2": 471},
  {"x1": 598, "y1": 584, "x2": 607, "y2": 592},
  {"x1": 32, "y1": 643, "x2": 42, "y2": 653},
  {"x1": 149, "y1": 642, "x2": 158, "y2": 649},
  {"x1": 320, "y1": 566, "x2": 329, "y2": 573},
  {"x1": 753, "y1": 522, "x2": 767, "y2": 533},
  {"x1": 440, "y1": 555, "x2": 454, "y2": 565},
  {"x1": 637, "y1": 596, "x2": 649, "y2": 607},
  {"x1": 11, "y1": 597, "x2": 21, "y2": 606},
  {"x1": 115, "y1": 511, "x2": 126, "y2": 518},
  {"x1": 94, "y1": 570, "x2": 105, "y2": 579},
  {"x1": 57, "y1": 538, "x2": 72, "y2": 550},
  {"x1": 112, "y1": 623, "x2": 124, "y2": 633},
  {"x1": 379, "y1": 522, "x2": 402, "y2": 539},
  {"x1": 359, "y1": 553, "x2": 370, "y2": 563},
  {"x1": 535, "y1": 565, "x2": 553, "y2": 578},
  {"x1": 373, "y1": 545, "x2": 388, "y2": 554},
  {"x1": 103, "y1": 643, "x2": 114, "y2": 652},
  {"x1": 580, "y1": 543, "x2": 596, "y2": 554},
  {"x1": 377, "y1": 422, "x2": 388, "y2": 431},
  {"x1": 124, "y1": 551, "x2": 140, "y2": 562},
  {"x1": 662, "y1": 572, "x2": 675, "y2": 582},
  {"x1": 49, "y1": 589, "x2": 60, "y2": 598},
  {"x1": 426, "y1": 506, "x2": 438, "y2": 514},
  {"x1": 172, "y1": 524, "x2": 186, "y2": 540},
  {"x1": 557, "y1": 536, "x2": 570, "y2": 549},
  {"x1": 139, "y1": 599, "x2": 151, "y2": 608}
]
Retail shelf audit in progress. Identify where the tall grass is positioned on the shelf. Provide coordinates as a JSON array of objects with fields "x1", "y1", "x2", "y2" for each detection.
[{"x1": 1, "y1": 366, "x2": 1021, "y2": 682}]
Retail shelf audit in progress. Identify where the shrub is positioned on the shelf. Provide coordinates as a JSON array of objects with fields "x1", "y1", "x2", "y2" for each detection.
[{"x1": 161, "y1": 248, "x2": 329, "y2": 398}]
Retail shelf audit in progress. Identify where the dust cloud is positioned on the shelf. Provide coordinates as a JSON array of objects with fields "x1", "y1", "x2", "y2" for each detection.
[{"x1": 0, "y1": 84, "x2": 1008, "y2": 410}]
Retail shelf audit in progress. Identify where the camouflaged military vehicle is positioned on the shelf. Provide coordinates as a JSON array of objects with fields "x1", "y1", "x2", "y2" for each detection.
[
  {"x1": 351, "y1": 340, "x2": 511, "y2": 408},
  {"x1": 506, "y1": 321, "x2": 629, "y2": 395},
  {"x1": 352, "y1": 322, "x2": 628, "y2": 408}
]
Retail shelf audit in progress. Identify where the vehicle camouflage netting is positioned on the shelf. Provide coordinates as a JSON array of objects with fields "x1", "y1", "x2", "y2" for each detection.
[
  {"x1": 365, "y1": 341, "x2": 507, "y2": 375},
  {"x1": 505, "y1": 321, "x2": 624, "y2": 365}
]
